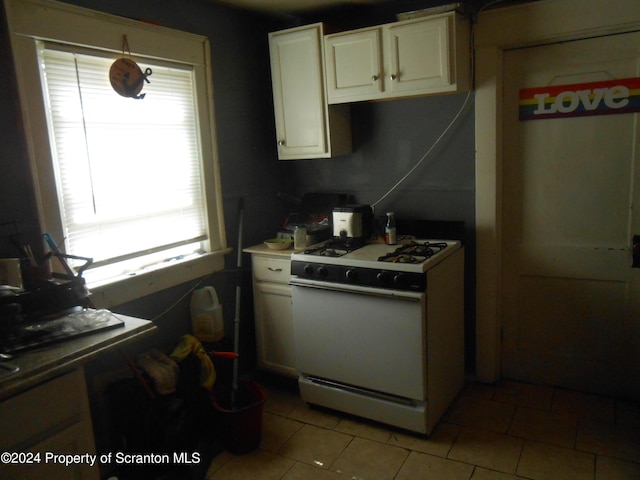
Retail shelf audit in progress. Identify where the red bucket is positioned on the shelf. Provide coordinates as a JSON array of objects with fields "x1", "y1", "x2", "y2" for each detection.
[{"x1": 212, "y1": 380, "x2": 267, "y2": 454}]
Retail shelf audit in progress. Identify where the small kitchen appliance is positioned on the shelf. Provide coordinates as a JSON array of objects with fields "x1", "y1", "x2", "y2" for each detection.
[
  {"x1": 278, "y1": 193, "x2": 352, "y2": 245},
  {"x1": 331, "y1": 204, "x2": 374, "y2": 243},
  {"x1": 290, "y1": 233, "x2": 464, "y2": 434}
]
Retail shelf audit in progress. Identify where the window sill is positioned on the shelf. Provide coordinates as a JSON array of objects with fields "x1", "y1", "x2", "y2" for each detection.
[{"x1": 89, "y1": 249, "x2": 232, "y2": 309}]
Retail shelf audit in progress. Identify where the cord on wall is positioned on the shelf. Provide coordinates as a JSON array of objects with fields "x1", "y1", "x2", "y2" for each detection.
[{"x1": 371, "y1": 89, "x2": 472, "y2": 210}]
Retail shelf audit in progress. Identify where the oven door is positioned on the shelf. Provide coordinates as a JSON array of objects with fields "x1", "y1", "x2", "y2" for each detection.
[{"x1": 291, "y1": 278, "x2": 426, "y2": 400}]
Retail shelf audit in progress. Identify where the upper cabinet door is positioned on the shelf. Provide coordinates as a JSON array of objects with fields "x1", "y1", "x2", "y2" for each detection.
[
  {"x1": 325, "y1": 29, "x2": 384, "y2": 102},
  {"x1": 325, "y1": 12, "x2": 469, "y2": 105},
  {"x1": 269, "y1": 24, "x2": 352, "y2": 160},
  {"x1": 269, "y1": 25, "x2": 328, "y2": 159},
  {"x1": 385, "y1": 15, "x2": 451, "y2": 95}
]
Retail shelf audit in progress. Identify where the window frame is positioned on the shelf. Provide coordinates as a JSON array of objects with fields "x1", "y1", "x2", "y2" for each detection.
[{"x1": 4, "y1": 0, "x2": 229, "y2": 308}]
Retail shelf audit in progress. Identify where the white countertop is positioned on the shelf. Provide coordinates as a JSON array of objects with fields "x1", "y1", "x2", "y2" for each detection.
[{"x1": 244, "y1": 243, "x2": 295, "y2": 258}]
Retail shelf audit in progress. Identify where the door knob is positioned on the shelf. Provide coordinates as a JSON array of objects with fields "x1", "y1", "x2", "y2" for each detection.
[{"x1": 633, "y1": 235, "x2": 640, "y2": 268}]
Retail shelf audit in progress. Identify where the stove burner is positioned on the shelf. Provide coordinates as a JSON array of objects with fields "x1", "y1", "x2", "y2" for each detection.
[
  {"x1": 391, "y1": 254, "x2": 419, "y2": 263},
  {"x1": 378, "y1": 241, "x2": 448, "y2": 264},
  {"x1": 320, "y1": 248, "x2": 348, "y2": 257},
  {"x1": 303, "y1": 239, "x2": 362, "y2": 257}
]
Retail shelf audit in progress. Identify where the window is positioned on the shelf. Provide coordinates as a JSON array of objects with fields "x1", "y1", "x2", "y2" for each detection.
[
  {"x1": 40, "y1": 47, "x2": 207, "y2": 285},
  {"x1": 5, "y1": 0, "x2": 228, "y2": 306}
]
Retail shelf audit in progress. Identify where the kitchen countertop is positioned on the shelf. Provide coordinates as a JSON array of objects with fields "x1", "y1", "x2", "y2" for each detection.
[
  {"x1": 0, "y1": 312, "x2": 155, "y2": 401},
  {"x1": 244, "y1": 243, "x2": 296, "y2": 257}
]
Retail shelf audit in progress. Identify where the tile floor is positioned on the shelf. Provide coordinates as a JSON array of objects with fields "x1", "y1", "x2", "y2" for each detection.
[{"x1": 206, "y1": 376, "x2": 640, "y2": 480}]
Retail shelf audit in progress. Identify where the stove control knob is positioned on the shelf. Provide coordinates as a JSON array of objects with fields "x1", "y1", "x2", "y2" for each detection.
[
  {"x1": 393, "y1": 273, "x2": 406, "y2": 287},
  {"x1": 376, "y1": 272, "x2": 390, "y2": 286},
  {"x1": 317, "y1": 266, "x2": 328, "y2": 277},
  {"x1": 303, "y1": 264, "x2": 313, "y2": 275},
  {"x1": 345, "y1": 269, "x2": 357, "y2": 281}
]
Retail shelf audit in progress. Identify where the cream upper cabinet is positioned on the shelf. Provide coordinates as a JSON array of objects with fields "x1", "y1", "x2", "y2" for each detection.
[
  {"x1": 324, "y1": 29, "x2": 384, "y2": 100},
  {"x1": 268, "y1": 23, "x2": 351, "y2": 160},
  {"x1": 325, "y1": 12, "x2": 470, "y2": 104}
]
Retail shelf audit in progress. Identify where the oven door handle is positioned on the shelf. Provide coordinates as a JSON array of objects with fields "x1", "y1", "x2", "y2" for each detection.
[{"x1": 290, "y1": 278, "x2": 424, "y2": 302}]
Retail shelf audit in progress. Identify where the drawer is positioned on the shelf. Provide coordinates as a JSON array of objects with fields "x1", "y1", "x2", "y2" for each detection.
[{"x1": 252, "y1": 256, "x2": 291, "y2": 284}]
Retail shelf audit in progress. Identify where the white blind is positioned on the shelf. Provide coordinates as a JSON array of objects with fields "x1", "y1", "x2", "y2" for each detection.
[{"x1": 39, "y1": 46, "x2": 207, "y2": 281}]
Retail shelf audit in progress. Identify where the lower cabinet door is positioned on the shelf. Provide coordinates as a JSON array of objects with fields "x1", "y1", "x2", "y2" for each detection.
[
  {"x1": 254, "y1": 282, "x2": 297, "y2": 377},
  {"x1": 0, "y1": 368, "x2": 98, "y2": 480}
]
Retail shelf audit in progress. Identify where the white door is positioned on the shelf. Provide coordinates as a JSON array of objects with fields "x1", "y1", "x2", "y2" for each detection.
[{"x1": 501, "y1": 32, "x2": 640, "y2": 397}]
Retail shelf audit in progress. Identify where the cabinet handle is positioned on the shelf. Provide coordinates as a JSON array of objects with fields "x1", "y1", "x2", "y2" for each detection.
[
  {"x1": 372, "y1": 74, "x2": 379, "y2": 82},
  {"x1": 277, "y1": 140, "x2": 285, "y2": 146},
  {"x1": 390, "y1": 73, "x2": 397, "y2": 81},
  {"x1": 268, "y1": 267, "x2": 283, "y2": 272}
]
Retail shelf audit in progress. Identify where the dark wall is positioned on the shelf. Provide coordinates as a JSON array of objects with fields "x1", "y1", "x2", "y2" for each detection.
[
  {"x1": 0, "y1": 0, "x2": 286, "y2": 457},
  {"x1": 275, "y1": 0, "x2": 478, "y2": 370},
  {"x1": 286, "y1": 96, "x2": 477, "y2": 362},
  {"x1": 1, "y1": 0, "x2": 478, "y2": 454},
  {"x1": 0, "y1": 0, "x2": 286, "y2": 356}
]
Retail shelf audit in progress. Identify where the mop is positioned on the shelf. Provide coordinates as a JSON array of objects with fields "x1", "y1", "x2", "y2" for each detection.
[{"x1": 231, "y1": 198, "x2": 244, "y2": 408}]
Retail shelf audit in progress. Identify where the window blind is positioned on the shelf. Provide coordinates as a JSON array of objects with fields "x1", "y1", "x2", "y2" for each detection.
[{"x1": 39, "y1": 46, "x2": 207, "y2": 282}]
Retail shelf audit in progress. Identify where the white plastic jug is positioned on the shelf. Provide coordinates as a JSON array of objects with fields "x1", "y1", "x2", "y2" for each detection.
[{"x1": 191, "y1": 286, "x2": 224, "y2": 343}]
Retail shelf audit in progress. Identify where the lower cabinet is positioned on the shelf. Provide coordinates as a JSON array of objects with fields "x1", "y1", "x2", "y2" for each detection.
[
  {"x1": 248, "y1": 251, "x2": 297, "y2": 378},
  {"x1": 0, "y1": 367, "x2": 99, "y2": 480}
]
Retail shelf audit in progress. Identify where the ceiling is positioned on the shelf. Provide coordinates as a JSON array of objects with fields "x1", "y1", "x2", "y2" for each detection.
[
  {"x1": 210, "y1": 1, "x2": 527, "y2": 16},
  {"x1": 212, "y1": 0, "x2": 405, "y2": 15}
]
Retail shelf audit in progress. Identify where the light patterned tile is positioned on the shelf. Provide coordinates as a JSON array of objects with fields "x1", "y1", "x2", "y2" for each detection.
[
  {"x1": 395, "y1": 451, "x2": 474, "y2": 480},
  {"x1": 459, "y1": 382, "x2": 496, "y2": 401},
  {"x1": 509, "y1": 406, "x2": 578, "y2": 448},
  {"x1": 282, "y1": 462, "x2": 347, "y2": 480},
  {"x1": 211, "y1": 450, "x2": 295, "y2": 480},
  {"x1": 330, "y1": 437, "x2": 409, "y2": 480},
  {"x1": 205, "y1": 450, "x2": 234, "y2": 478},
  {"x1": 206, "y1": 380, "x2": 638, "y2": 480},
  {"x1": 616, "y1": 399, "x2": 640, "y2": 427},
  {"x1": 448, "y1": 395, "x2": 516, "y2": 434},
  {"x1": 263, "y1": 384, "x2": 303, "y2": 417},
  {"x1": 577, "y1": 420, "x2": 640, "y2": 463},
  {"x1": 448, "y1": 428, "x2": 523, "y2": 474},
  {"x1": 470, "y1": 467, "x2": 521, "y2": 480},
  {"x1": 517, "y1": 441, "x2": 594, "y2": 480},
  {"x1": 551, "y1": 389, "x2": 616, "y2": 423},
  {"x1": 261, "y1": 412, "x2": 304, "y2": 453},
  {"x1": 493, "y1": 381, "x2": 554, "y2": 411},
  {"x1": 287, "y1": 403, "x2": 342, "y2": 429},
  {"x1": 596, "y1": 455, "x2": 640, "y2": 480},
  {"x1": 278, "y1": 424, "x2": 352, "y2": 468},
  {"x1": 334, "y1": 416, "x2": 393, "y2": 443},
  {"x1": 388, "y1": 422, "x2": 460, "y2": 458}
]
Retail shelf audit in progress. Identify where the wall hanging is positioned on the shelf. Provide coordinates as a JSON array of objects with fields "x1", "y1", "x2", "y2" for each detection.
[
  {"x1": 109, "y1": 35, "x2": 152, "y2": 99},
  {"x1": 519, "y1": 77, "x2": 640, "y2": 121}
]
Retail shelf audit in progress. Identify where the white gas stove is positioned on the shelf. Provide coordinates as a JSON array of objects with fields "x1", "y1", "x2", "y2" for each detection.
[
  {"x1": 290, "y1": 236, "x2": 465, "y2": 434},
  {"x1": 291, "y1": 238, "x2": 461, "y2": 291}
]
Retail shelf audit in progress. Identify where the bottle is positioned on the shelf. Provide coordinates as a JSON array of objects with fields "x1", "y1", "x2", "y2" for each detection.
[
  {"x1": 191, "y1": 286, "x2": 224, "y2": 343},
  {"x1": 294, "y1": 225, "x2": 307, "y2": 250},
  {"x1": 385, "y1": 212, "x2": 397, "y2": 245}
]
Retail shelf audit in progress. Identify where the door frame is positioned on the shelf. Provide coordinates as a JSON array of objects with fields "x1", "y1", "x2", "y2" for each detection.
[{"x1": 474, "y1": 0, "x2": 640, "y2": 383}]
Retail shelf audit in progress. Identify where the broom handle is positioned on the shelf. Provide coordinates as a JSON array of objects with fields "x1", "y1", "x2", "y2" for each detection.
[{"x1": 231, "y1": 198, "x2": 244, "y2": 408}]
